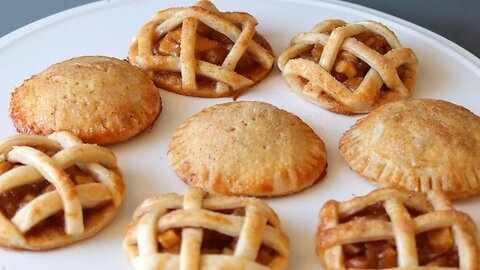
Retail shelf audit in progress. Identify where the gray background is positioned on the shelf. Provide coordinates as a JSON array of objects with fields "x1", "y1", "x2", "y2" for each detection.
[{"x1": 0, "y1": 0, "x2": 479, "y2": 58}]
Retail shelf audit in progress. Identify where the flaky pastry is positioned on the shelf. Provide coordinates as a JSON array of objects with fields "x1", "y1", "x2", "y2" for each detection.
[
  {"x1": 0, "y1": 131, "x2": 125, "y2": 250},
  {"x1": 278, "y1": 19, "x2": 418, "y2": 114},
  {"x1": 316, "y1": 188, "x2": 480, "y2": 269},
  {"x1": 129, "y1": 0, "x2": 274, "y2": 98},
  {"x1": 124, "y1": 187, "x2": 289, "y2": 270}
]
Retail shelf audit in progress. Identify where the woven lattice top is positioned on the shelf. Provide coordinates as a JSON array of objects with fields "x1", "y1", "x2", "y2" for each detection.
[
  {"x1": 0, "y1": 131, "x2": 124, "y2": 250},
  {"x1": 316, "y1": 188, "x2": 480, "y2": 269},
  {"x1": 278, "y1": 19, "x2": 418, "y2": 115},
  {"x1": 124, "y1": 187, "x2": 290, "y2": 270},
  {"x1": 129, "y1": 0, "x2": 274, "y2": 98}
]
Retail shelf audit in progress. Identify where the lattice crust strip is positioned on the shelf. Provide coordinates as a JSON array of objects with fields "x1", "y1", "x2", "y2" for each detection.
[
  {"x1": 129, "y1": 0, "x2": 274, "y2": 95},
  {"x1": 124, "y1": 187, "x2": 290, "y2": 270},
  {"x1": 278, "y1": 19, "x2": 418, "y2": 114},
  {"x1": 316, "y1": 188, "x2": 480, "y2": 270},
  {"x1": 0, "y1": 131, "x2": 124, "y2": 249}
]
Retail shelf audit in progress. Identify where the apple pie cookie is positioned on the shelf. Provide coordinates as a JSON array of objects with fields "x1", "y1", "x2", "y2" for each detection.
[
  {"x1": 316, "y1": 188, "x2": 480, "y2": 269},
  {"x1": 128, "y1": 0, "x2": 274, "y2": 98},
  {"x1": 9, "y1": 56, "x2": 162, "y2": 145},
  {"x1": 278, "y1": 19, "x2": 418, "y2": 114},
  {"x1": 124, "y1": 187, "x2": 289, "y2": 270},
  {"x1": 168, "y1": 101, "x2": 327, "y2": 197},
  {"x1": 0, "y1": 131, "x2": 125, "y2": 250},
  {"x1": 340, "y1": 99, "x2": 480, "y2": 199}
]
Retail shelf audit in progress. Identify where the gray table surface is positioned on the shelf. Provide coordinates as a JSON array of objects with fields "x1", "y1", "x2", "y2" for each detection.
[{"x1": 0, "y1": 0, "x2": 479, "y2": 58}]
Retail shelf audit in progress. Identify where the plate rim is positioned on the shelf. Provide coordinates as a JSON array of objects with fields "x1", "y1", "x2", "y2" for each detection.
[
  {"x1": 0, "y1": 0, "x2": 479, "y2": 269},
  {"x1": 1, "y1": 0, "x2": 479, "y2": 72}
]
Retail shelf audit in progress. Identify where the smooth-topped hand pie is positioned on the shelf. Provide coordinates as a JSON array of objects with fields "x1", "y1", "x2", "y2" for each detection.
[
  {"x1": 316, "y1": 188, "x2": 480, "y2": 269},
  {"x1": 129, "y1": 0, "x2": 275, "y2": 98},
  {"x1": 168, "y1": 101, "x2": 327, "y2": 197},
  {"x1": 0, "y1": 131, "x2": 125, "y2": 250},
  {"x1": 124, "y1": 187, "x2": 290, "y2": 270},
  {"x1": 278, "y1": 19, "x2": 418, "y2": 115},
  {"x1": 340, "y1": 99, "x2": 480, "y2": 199},
  {"x1": 9, "y1": 56, "x2": 162, "y2": 145}
]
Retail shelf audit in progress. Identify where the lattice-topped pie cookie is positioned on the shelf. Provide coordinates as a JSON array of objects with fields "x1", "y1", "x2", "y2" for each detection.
[
  {"x1": 0, "y1": 131, "x2": 125, "y2": 250},
  {"x1": 278, "y1": 19, "x2": 418, "y2": 114},
  {"x1": 316, "y1": 188, "x2": 480, "y2": 269},
  {"x1": 124, "y1": 187, "x2": 289, "y2": 269},
  {"x1": 340, "y1": 99, "x2": 480, "y2": 199},
  {"x1": 128, "y1": 0, "x2": 275, "y2": 98}
]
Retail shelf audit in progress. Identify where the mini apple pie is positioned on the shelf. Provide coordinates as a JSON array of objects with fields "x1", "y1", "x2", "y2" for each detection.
[
  {"x1": 0, "y1": 131, "x2": 125, "y2": 250},
  {"x1": 128, "y1": 0, "x2": 275, "y2": 98},
  {"x1": 168, "y1": 101, "x2": 327, "y2": 197},
  {"x1": 278, "y1": 19, "x2": 418, "y2": 114},
  {"x1": 9, "y1": 56, "x2": 161, "y2": 145},
  {"x1": 124, "y1": 187, "x2": 290, "y2": 269},
  {"x1": 340, "y1": 99, "x2": 480, "y2": 199},
  {"x1": 316, "y1": 188, "x2": 480, "y2": 269}
]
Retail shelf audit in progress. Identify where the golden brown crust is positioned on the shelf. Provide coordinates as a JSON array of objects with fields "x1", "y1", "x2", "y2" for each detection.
[
  {"x1": 340, "y1": 99, "x2": 480, "y2": 199},
  {"x1": 128, "y1": 0, "x2": 275, "y2": 98},
  {"x1": 278, "y1": 19, "x2": 418, "y2": 115},
  {"x1": 168, "y1": 101, "x2": 327, "y2": 197},
  {"x1": 9, "y1": 56, "x2": 162, "y2": 145},
  {"x1": 315, "y1": 188, "x2": 480, "y2": 269}
]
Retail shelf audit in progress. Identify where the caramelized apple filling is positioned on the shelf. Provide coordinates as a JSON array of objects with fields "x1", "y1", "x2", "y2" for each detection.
[
  {"x1": 156, "y1": 228, "x2": 277, "y2": 265},
  {"x1": 340, "y1": 205, "x2": 398, "y2": 268},
  {"x1": 0, "y1": 179, "x2": 50, "y2": 219},
  {"x1": 0, "y1": 161, "x2": 14, "y2": 174},
  {"x1": 344, "y1": 241, "x2": 398, "y2": 268},
  {"x1": 343, "y1": 233, "x2": 459, "y2": 268},
  {"x1": 300, "y1": 31, "x2": 393, "y2": 92},
  {"x1": 417, "y1": 228, "x2": 459, "y2": 267},
  {"x1": 153, "y1": 22, "x2": 259, "y2": 89},
  {"x1": 340, "y1": 205, "x2": 458, "y2": 269},
  {"x1": 156, "y1": 23, "x2": 256, "y2": 70},
  {"x1": 340, "y1": 203, "x2": 391, "y2": 223},
  {"x1": 0, "y1": 163, "x2": 103, "y2": 234}
]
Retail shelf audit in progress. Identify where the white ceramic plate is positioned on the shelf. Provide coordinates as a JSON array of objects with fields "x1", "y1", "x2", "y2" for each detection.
[{"x1": 1, "y1": 0, "x2": 479, "y2": 269}]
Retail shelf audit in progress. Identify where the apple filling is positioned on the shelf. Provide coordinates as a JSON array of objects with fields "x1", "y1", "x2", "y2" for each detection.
[
  {"x1": 0, "y1": 162, "x2": 109, "y2": 235},
  {"x1": 340, "y1": 203, "x2": 459, "y2": 268},
  {"x1": 156, "y1": 207, "x2": 278, "y2": 265},
  {"x1": 299, "y1": 30, "x2": 404, "y2": 92},
  {"x1": 416, "y1": 228, "x2": 459, "y2": 267},
  {"x1": 152, "y1": 22, "x2": 264, "y2": 90}
]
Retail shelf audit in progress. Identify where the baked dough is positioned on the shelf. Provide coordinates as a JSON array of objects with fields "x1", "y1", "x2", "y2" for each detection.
[
  {"x1": 0, "y1": 131, "x2": 125, "y2": 250},
  {"x1": 278, "y1": 19, "x2": 418, "y2": 115},
  {"x1": 168, "y1": 101, "x2": 327, "y2": 197},
  {"x1": 9, "y1": 56, "x2": 161, "y2": 145},
  {"x1": 129, "y1": 0, "x2": 274, "y2": 98},
  {"x1": 340, "y1": 99, "x2": 480, "y2": 199},
  {"x1": 124, "y1": 187, "x2": 289, "y2": 269},
  {"x1": 316, "y1": 188, "x2": 480, "y2": 269}
]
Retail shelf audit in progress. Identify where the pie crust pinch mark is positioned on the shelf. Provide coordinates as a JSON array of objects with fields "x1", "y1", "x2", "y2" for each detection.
[
  {"x1": 0, "y1": 131, "x2": 125, "y2": 250},
  {"x1": 124, "y1": 187, "x2": 290, "y2": 270},
  {"x1": 278, "y1": 19, "x2": 418, "y2": 114},
  {"x1": 129, "y1": 0, "x2": 275, "y2": 98}
]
